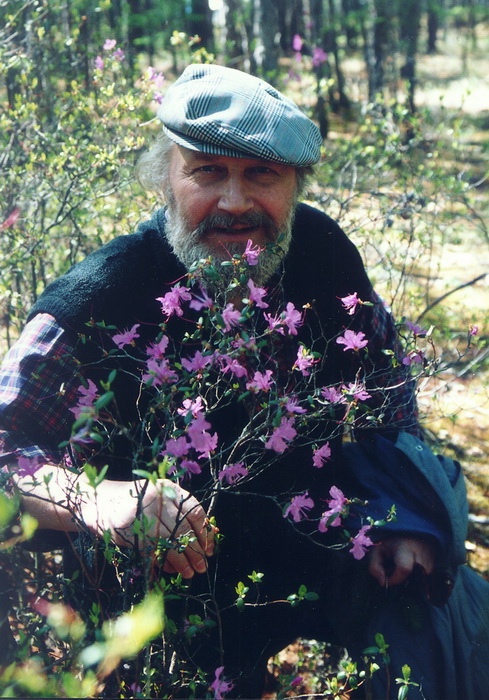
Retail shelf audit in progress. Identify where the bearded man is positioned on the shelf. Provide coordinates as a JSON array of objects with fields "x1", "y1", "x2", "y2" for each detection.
[{"x1": 1, "y1": 65, "x2": 486, "y2": 699}]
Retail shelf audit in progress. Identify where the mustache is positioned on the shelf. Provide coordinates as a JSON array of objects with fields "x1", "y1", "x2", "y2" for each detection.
[{"x1": 191, "y1": 212, "x2": 278, "y2": 241}]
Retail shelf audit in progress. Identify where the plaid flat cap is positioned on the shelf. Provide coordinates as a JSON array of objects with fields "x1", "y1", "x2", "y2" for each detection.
[{"x1": 157, "y1": 64, "x2": 322, "y2": 166}]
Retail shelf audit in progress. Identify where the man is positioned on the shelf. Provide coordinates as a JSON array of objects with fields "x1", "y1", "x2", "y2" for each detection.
[{"x1": 0, "y1": 64, "x2": 486, "y2": 698}]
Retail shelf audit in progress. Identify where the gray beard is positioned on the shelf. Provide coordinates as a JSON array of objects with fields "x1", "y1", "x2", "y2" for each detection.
[{"x1": 164, "y1": 203, "x2": 295, "y2": 289}]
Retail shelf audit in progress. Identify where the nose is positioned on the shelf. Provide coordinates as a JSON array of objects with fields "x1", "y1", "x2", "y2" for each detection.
[{"x1": 217, "y1": 174, "x2": 253, "y2": 215}]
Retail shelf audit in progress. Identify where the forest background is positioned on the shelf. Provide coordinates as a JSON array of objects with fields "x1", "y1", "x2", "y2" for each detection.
[{"x1": 0, "y1": 0, "x2": 488, "y2": 697}]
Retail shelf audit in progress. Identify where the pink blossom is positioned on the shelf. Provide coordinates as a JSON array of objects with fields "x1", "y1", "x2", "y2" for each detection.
[
  {"x1": 112, "y1": 47, "x2": 125, "y2": 62},
  {"x1": 350, "y1": 525, "x2": 373, "y2": 560},
  {"x1": 318, "y1": 486, "x2": 348, "y2": 532},
  {"x1": 94, "y1": 55, "x2": 104, "y2": 71},
  {"x1": 181, "y1": 459, "x2": 202, "y2": 476},
  {"x1": 469, "y1": 324, "x2": 479, "y2": 336},
  {"x1": 312, "y1": 442, "x2": 331, "y2": 468},
  {"x1": 284, "y1": 492, "x2": 314, "y2": 522},
  {"x1": 189, "y1": 286, "x2": 214, "y2": 311},
  {"x1": 142, "y1": 358, "x2": 178, "y2": 387},
  {"x1": 221, "y1": 303, "x2": 241, "y2": 332},
  {"x1": 181, "y1": 350, "x2": 213, "y2": 373},
  {"x1": 312, "y1": 47, "x2": 328, "y2": 67},
  {"x1": 336, "y1": 329, "x2": 368, "y2": 352},
  {"x1": 187, "y1": 414, "x2": 218, "y2": 458},
  {"x1": 16, "y1": 456, "x2": 41, "y2": 477},
  {"x1": 283, "y1": 302, "x2": 303, "y2": 335},
  {"x1": 157, "y1": 287, "x2": 192, "y2": 318},
  {"x1": 70, "y1": 379, "x2": 99, "y2": 418},
  {"x1": 211, "y1": 666, "x2": 234, "y2": 700},
  {"x1": 103, "y1": 39, "x2": 117, "y2": 51},
  {"x1": 283, "y1": 396, "x2": 307, "y2": 415},
  {"x1": 219, "y1": 462, "x2": 248, "y2": 485},
  {"x1": 402, "y1": 350, "x2": 424, "y2": 366},
  {"x1": 263, "y1": 311, "x2": 285, "y2": 335},
  {"x1": 340, "y1": 292, "x2": 361, "y2": 315},
  {"x1": 343, "y1": 381, "x2": 371, "y2": 402},
  {"x1": 164, "y1": 436, "x2": 190, "y2": 458},
  {"x1": 112, "y1": 323, "x2": 140, "y2": 349},
  {"x1": 146, "y1": 66, "x2": 165, "y2": 88},
  {"x1": 219, "y1": 354, "x2": 248, "y2": 378},
  {"x1": 243, "y1": 239, "x2": 263, "y2": 266},
  {"x1": 265, "y1": 417, "x2": 297, "y2": 453},
  {"x1": 146, "y1": 336, "x2": 169, "y2": 360},
  {"x1": 293, "y1": 346, "x2": 317, "y2": 376},
  {"x1": 177, "y1": 396, "x2": 205, "y2": 418},
  {"x1": 292, "y1": 34, "x2": 304, "y2": 52},
  {"x1": 246, "y1": 369, "x2": 273, "y2": 393},
  {"x1": 246, "y1": 279, "x2": 268, "y2": 308},
  {"x1": 405, "y1": 320, "x2": 427, "y2": 337},
  {"x1": 320, "y1": 386, "x2": 345, "y2": 404}
]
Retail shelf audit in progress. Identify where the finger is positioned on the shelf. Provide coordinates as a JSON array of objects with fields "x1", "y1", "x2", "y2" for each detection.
[
  {"x1": 173, "y1": 491, "x2": 215, "y2": 556},
  {"x1": 367, "y1": 546, "x2": 388, "y2": 587},
  {"x1": 387, "y1": 546, "x2": 415, "y2": 586}
]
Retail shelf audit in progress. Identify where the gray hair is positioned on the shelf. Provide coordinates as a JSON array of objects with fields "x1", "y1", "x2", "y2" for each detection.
[{"x1": 136, "y1": 132, "x2": 314, "y2": 200}]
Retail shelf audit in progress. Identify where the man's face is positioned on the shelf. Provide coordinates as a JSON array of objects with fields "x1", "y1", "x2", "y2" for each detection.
[{"x1": 164, "y1": 146, "x2": 298, "y2": 286}]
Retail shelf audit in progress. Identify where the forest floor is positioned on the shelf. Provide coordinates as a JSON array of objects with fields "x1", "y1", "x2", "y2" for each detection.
[{"x1": 266, "y1": 28, "x2": 489, "y2": 699}]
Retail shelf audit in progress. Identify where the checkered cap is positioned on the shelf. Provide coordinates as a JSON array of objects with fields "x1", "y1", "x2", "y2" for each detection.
[{"x1": 157, "y1": 64, "x2": 322, "y2": 166}]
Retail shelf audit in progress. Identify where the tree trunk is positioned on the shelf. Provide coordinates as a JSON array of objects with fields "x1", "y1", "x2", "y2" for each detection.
[{"x1": 399, "y1": 0, "x2": 422, "y2": 113}]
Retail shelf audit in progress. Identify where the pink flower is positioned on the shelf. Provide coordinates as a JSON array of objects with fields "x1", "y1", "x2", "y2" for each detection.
[
  {"x1": 70, "y1": 379, "x2": 99, "y2": 418},
  {"x1": 157, "y1": 287, "x2": 192, "y2": 318},
  {"x1": 343, "y1": 381, "x2": 371, "y2": 401},
  {"x1": 246, "y1": 369, "x2": 273, "y2": 393},
  {"x1": 350, "y1": 525, "x2": 373, "y2": 560},
  {"x1": 284, "y1": 492, "x2": 314, "y2": 522},
  {"x1": 312, "y1": 47, "x2": 328, "y2": 67},
  {"x1": 402, "y1": 350, "x2": 424, "y2": 366},
  {"x1": 246, "y1": 279, "x2": 268, "y2": 308},
  {"x1": 312, "y1": 442, "x2": 331, "y2": 468},
  {"x1": 283, "y1": 302, "x2": 303, "y2": 335},
  {"x1": 264, "y1": 311, "x2": 285, "y2": 335},
  {"x1": 142, "y1": 358, "x2": 178, "y2": 387},
  {"x1": 219, "y1": 462, "x2": 248, "y2": 485},
  {"x1": 211, "y1": 666, "x2": 234, "y2": 700},
  {"x1": 103, "y1": 39, "x2": 117, "y2": 51},
  {"x1": 187, "y1": 414, "x2": 218, "y2": 458},
  {"x1": 293, "y1": 346, "x2": 317, "y2": 376},
  {"x1": 243, "y1": 239, "x2": 263, "y2": 266},
  {"x1": 146, "y1": 336, "x2": 169, "y2": 360},
  {"x1": 177, "y1": 396, "x2": 204, "y2": 418},
  {"x1": 318, "y1": 486, "x2": 348, "y2": 532},
  {"x1": 469, "y1": 324, "x2": 479, "y2": 336},
  {"x1": 221, "y1": 303, "x2": 241, "y2": 332},
  {"x1": 189, "y1": 286, "x2": 214, "y2": 311},
  {"x1": 16, "y1": 456, "x2": 41, "y2": 477},
  {"x1": 181, "y1": 350, "x2": 213, "y2": 373},
  {"x1": 94, "y1": 55, "x2": 104, "y2": 71},
  {"x1": 282, "y1": 396, "x2": 307, "y2": 415},
  {"x1": 112, "y1": 47, "x2": 125, "y2": 61},
  {"x1": 164, "y1": 436, "x2": 190, "y2": 458},
  {"x1": 219, "y1": 354, "x2": 248, "y2": 378},
  {"x1": 181, "y1": 459, "x2": 202, "y2": 476},
  {"x1": 405, "y1": 320, "x2": 427, "y2": 337},
  {"x1": 320, "y1": 386, "x2": 345, "y2": 404},
  {"x1": 146, "y1": 66, "x2": 165, "y2": 88},
  {"x1": 340, "y1": 292, "x2": 361, "y2": 315},
  {"x1": 265, "y1": 417, "x2": 297, "y2": 454},
  {"x1": 112, "y1": 323, "x2": 140, "y2": 349},
  {"x1": 292, "y1": 34, "x2": 303, "y2": 52},
  {"x1": 336, "y1": 329, "x2": 368, "y2": 352}
]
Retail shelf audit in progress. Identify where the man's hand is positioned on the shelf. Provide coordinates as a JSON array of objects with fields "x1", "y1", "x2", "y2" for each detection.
[
  {"x1": 16, "y1": 465, "x2": 215, "y2": 580},
  {"x1": 87, "y1": 478, "x2": 215, "y2": 579},
  {"x1": 367, "y1": 536, "x2": 436, "y2": 588}
]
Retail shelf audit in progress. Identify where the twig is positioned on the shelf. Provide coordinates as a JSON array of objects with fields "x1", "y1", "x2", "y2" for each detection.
[{"x1": 416, "y1": 272, "x2": 488, "y2": 322}]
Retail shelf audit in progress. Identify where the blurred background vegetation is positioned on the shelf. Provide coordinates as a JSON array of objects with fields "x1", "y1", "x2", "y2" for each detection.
[{"x1": 0, "y1": 0, "x2": 488, "y2": 696}]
